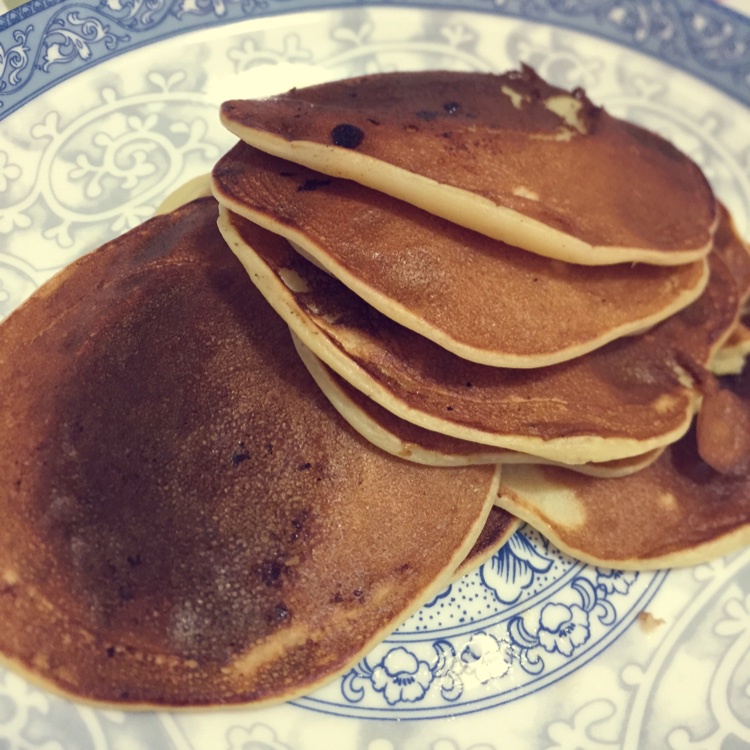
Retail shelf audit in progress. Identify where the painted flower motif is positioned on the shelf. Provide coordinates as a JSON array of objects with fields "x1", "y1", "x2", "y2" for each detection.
[
  {"x1": 537, "y1": 603, "x2": 590, "y2": 657},
  {"x1": 596, "y1": 567, "x2": 637, "y2": 596},
  {"x1": 461, "y1": 632, "x2": 513, "y2": 684},
  {"x1": 371, "y1": 647, "x2": 434, "y2": 705},
  {"x1": 480, "y1": 531, "x2": 553, "y2": 605}
]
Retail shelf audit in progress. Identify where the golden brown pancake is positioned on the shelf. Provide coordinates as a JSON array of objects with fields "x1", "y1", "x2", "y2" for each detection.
[
  {"x1": 497, "y1": 367, "x2": 750, "y2": 569},
  {"x1": 218, "y1": 207, "x2": 738, "y2": 464},
  {"x1": 0, "y1": 197, "x2": 499, "y2": 708},
  {"x1": 294, "y1": 334, "x2": 663, "y2": 478},
  {"x1": 212, "y1": 142, "x2": 708, "y2": 367},
  {"x1": 453, "y1": 508, "x2": 521, "y2": 580},
  {"x1": 220, "y1": 67, "x2": 716, "y2": 266}
]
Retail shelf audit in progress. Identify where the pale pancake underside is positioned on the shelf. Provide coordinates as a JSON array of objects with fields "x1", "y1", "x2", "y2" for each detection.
[
  {"x1": 216, "y1": 207, "x2": 741, "y2": 465},
  {"x1": 0, "y1": 197, "x2": 499, "y2": 708},
  {"x1": 220, "y1": 69, "x2": 716, "y2": 266},
  {"x1": 212, "y1": 142, "x2": 709, "y2": 368},
  {"x1": 293, "y1": 333, "x2": 663, "y2": 478}
]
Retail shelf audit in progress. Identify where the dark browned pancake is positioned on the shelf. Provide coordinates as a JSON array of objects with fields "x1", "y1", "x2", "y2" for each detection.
[
  {"x1": 711, "y1": 208, "x2": 750, "y2": 375},
  {"x1": 497, "y1": 367, "x2": 750, "y2": 569},
  {"x1": 0, "y1": 197, "x2": 499, "y2": 708},
  {"x1": 453, "y1": 508, "x2": 521, "y2": 580},
  {"x1": 212, "y1": 142, "x2": 708, "y2": 367},
  {"x1": 218, "y1": 207, "x2": 739, "y2": 465},
  {"x1": 294, "y1": 333, "x2": 663, "y2": 478},
  {"x1": 220, "y1": 68, "x2": 716, "y2": 266},
  {"x1": 713, "y1": 203, "x2": 750, "y2": 301}
]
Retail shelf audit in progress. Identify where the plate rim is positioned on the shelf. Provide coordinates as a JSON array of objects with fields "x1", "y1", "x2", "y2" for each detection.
[{"x1": 0, "y1": 0, "x2": 749, "y2": 122}]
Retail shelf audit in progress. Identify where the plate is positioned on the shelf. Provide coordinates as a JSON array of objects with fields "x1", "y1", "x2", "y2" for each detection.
[{"x1": 1, "y1": 1, "x2": 749, "y2": 748}]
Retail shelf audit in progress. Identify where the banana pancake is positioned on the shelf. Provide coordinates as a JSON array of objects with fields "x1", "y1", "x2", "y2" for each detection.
[
  {"x1": 218, "y1": 207, "x2": 738, "y2": 465},
  {"x1": 497, "y1": 367, "x2": 750, "y2": 569},
  {"x1": 220, "y1": 67, "x2": 716, "y2": 266},
  {"x1": 212, "y1": 142, "x2": 708, "y2": 367},
  {"x1": 453, "y1": 507, "x2": 521, "y2": 580},
  {"x1": 294, "y1": 334, "x2": 663, "y2": 478},
  {"x1": 0, "y1": 197, "x2": 500, "y2": 708}
]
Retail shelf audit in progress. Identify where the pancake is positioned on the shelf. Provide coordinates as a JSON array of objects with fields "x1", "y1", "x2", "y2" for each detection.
[
  {"x1": 453, "y1": 508, "x2": 521, "y2": 580},
  {"x1": 712, "y1": 321, "x2": 750, "y2": 376},
  {"x1": 0, "y1": 197, "x2": 499, "y2": 708},
  {"x1": 212, "y1": 142, "x2": 708, "y2": 367},
  {"x1": 496, "y1": 367, "x2": 750, "y2": 569},
  {"x1": 220, "y1": 67, "x2": 716, "y2": 266},
  {"x1": 155, "y1": 173, "x2": 213, "y2": 215},
  {"x1": 294, "y1": 333, "x2": 664, "y2": 478},
  {"x1": 218, "y1": 207, "x2": 738, "y2": 464},
  {"x1": 713, "y1": 202, "x2": 750, "y2": 301}
]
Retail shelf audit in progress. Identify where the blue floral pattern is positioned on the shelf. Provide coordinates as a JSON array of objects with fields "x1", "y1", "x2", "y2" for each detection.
[
  {"x1": 480, "y1": 533, "x2": 554, "y2": 605},
  {"x1": 2, "y1": 0, "x2": 746, "y2": 742},
  {"x1": 537, "y1": 603, "x2": 590, "y2": 656},
  {"x1": 0, "y1": 0, "x2": 748, "y2": 119},
  {"x1": 331, "y1": 536, "x2": 664, "y2": 715},
  {"x1": 371, "y1": 647, "x2": 434, "y2": 705}
]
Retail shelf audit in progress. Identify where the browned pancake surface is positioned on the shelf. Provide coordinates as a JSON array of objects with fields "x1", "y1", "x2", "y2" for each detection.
[
  {"x1": 498, "y1": 366, "x2": 750, "y2": 569},
  {"x1": 219, "y1": 208, "x2": 738, "y2": 464},
  {"x1": 213, "y1": 142, "x2": 707, "y2": 367},
  {"x1": 221, "y1": 68, "x2": 716, "y2": 265},
  {"x1": 0, "y1": 198, "x2": 497, "y2": 707},
  {"x1": 295, "y1": 335, "x2": 663, "y2": 477}
]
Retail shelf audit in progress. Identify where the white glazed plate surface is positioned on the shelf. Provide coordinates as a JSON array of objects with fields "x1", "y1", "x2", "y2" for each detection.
[{"x1": 1, "y1": 1, "x2": 749, "y2": 748}]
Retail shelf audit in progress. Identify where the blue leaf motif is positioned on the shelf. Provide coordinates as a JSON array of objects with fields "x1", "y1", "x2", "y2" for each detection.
[{"x1": 480, "y1": 532, "x2": 553, "y2": 604}]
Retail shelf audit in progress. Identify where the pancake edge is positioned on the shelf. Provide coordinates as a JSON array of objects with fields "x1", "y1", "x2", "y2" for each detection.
[
  {"x1": 220, "y1": 118, "x2": 714, "y2": 268},
  {"x1": 293, "y1": 333, "x2": 665, "y2": 477},
  {"x1": 216, "y1": 205, "x2": 698, "y2": 465},
  {"x1": 212, "y1": 182, "x2": 710, "y2": 368}
]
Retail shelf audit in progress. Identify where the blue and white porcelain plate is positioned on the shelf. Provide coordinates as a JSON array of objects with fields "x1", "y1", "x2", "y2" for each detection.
[{"x1": 1, "y1": 1, "x2": 749, "y2": 748}]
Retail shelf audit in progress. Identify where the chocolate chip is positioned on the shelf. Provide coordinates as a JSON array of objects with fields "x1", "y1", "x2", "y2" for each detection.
[{"x1": 331, "y1": 123, "x2": 364, "y2": 149}]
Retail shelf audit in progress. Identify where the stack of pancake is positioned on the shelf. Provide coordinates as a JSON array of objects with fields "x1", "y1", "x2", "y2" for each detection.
[
  {"x1": 0, "y1": 66, "x2": 748, "y2": 709},
  {"x1": 213, "y1": 66, "x2": 750, "y2": 569}
]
